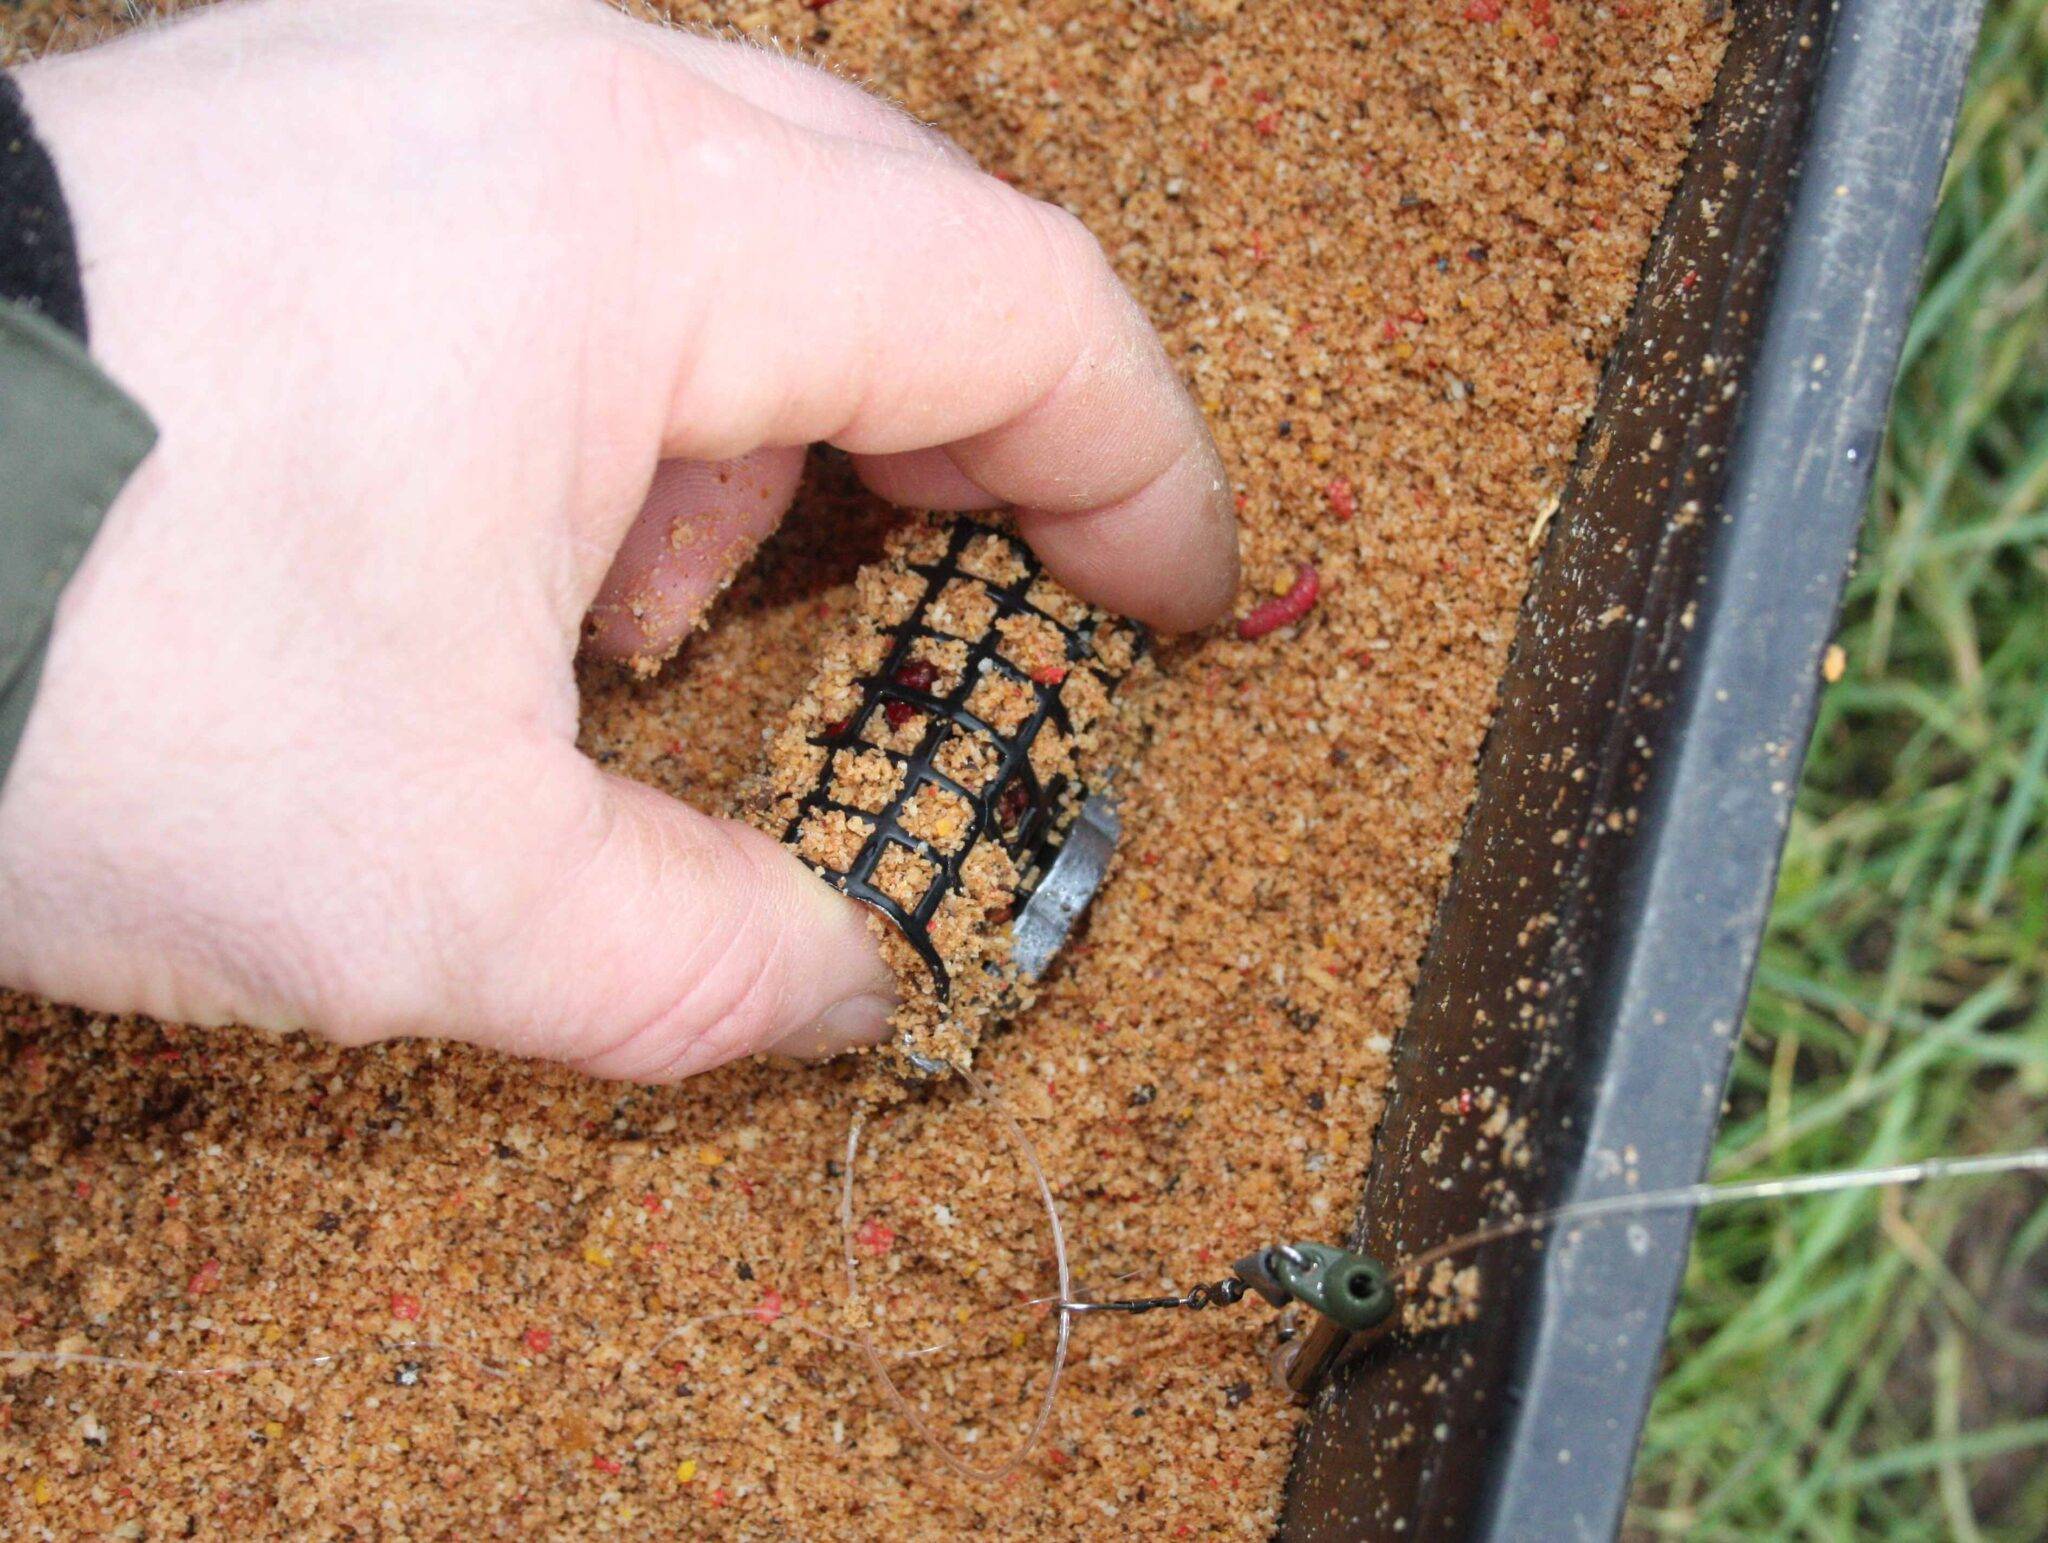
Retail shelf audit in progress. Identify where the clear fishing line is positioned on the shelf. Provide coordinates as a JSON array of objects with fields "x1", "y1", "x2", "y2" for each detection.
[
  {"x1": 1392, "y1": 1147, "x2": 2048, "y2": 1282},
  {"x1": 838, "y1": 1060, "x2": 1073, "y2": 1486},
  {"x1": 0, "y1": 1337, "x2": 509, "y2": 1380}
]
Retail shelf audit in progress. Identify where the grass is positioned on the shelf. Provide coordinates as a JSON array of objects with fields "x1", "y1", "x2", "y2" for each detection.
[{"x1": 1626, "y1": 3, "x2": 2048, "y2": 1537}]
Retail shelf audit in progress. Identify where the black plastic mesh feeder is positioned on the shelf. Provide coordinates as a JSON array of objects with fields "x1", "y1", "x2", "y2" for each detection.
[{"x1": 779, "y1": 519, "x2": 1143, "y2": 1006}]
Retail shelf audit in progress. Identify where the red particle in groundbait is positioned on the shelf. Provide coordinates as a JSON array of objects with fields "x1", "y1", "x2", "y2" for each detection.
[
  {"x1": 390, "y1": 1291, "x2": 423, "y2": 1321},
  {"x1": 855, "y1": 1218, "x2": 897, "y2": 1255},
  {"x1": 753, "y1": 1289, "x2": 785, "y2": 1326},
  {"x1": 523, "y1": 1328, "x2": 553, "y2": 1355},
  {"x1": 1029, "y1": 663, "x2": 1069, "y2": 686},
  {"x1": 893, "y1": 659, "x2": 940, "y2": 693},
  {"x1": 1237, "y1": 564, "x2": 1322, "y2": 639},
  {"x1": 1465, "y1": 0, "x2": 1502, "y2": 20},
  {"x1": 884, "y1": 700, "x2": 919, "y2": 730},
  {"x1": 593, "y1": 1456, "x2": 623, "y2": 1477},
  {"x1": 187, "y1": 1259, "x2": 221, "y2": 1297},
  {"x1": 995, "y1": 779, "x2": 1032, "y2": 831},
  {"x1": 1326, "y1": 478, "x2": 1356, "y2": 522}
]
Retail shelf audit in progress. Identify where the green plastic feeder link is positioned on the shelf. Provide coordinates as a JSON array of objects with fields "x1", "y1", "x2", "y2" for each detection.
[
  {"x1": 1239, "y1": 1242, "x2": 1397, "y2": 1335},
  {"x1": 1058, "y1": 1238, "x2": 1397, "y2": 1399}
]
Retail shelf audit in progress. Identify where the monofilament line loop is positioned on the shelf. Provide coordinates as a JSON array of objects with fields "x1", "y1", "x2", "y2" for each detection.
[
  {"x1": 1395, "y1": 1147, "x2": 2048, "y2": 1282},
  {"x1": 839, "y1": 1062, "x2": 1073, "y2": 1485},
  {"x1": 0, "y1": 1338, "x2": 509, "y2": 1380}
]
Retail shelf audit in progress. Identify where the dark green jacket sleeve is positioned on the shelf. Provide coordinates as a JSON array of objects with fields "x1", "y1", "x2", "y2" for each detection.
[{"x1": 0, "y1": 299, "x2": 156, "y2": 787}]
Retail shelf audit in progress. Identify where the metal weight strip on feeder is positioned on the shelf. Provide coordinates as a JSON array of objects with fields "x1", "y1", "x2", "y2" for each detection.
[{"x1": 779, "y1": 517, "x2": 1143, "y2": 1076}]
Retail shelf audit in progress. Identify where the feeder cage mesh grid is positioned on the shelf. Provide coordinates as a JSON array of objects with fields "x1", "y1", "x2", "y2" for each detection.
[{"x1": 779, "y1": 520, "x2": 1142, "y2": 999}]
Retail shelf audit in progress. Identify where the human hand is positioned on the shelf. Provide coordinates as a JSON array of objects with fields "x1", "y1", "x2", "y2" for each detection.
[{"x1": 0, "y1": 0, "x2": 1235, "y2": 1079}]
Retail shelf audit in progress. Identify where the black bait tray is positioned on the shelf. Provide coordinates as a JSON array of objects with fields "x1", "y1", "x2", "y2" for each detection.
[{"x1": 1278, "y1": 2, "x2": 1983, "y2": 1538}]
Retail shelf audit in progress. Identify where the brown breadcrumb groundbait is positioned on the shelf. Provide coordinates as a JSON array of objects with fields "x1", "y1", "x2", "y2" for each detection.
[
  {"x1": 749, "y1": 514, "x2": 1139, "y2": 1072},
  {"x1": 0, "y1": 2, "x2": 1727, "y2": 1537}
]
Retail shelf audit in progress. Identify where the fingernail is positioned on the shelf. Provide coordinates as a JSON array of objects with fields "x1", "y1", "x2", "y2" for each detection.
[{"x1": 766, "y1": 992, "x2": 896, "y2": 1062}]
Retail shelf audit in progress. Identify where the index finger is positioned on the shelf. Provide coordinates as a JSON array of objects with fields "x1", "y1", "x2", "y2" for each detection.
[{"x1": 632, "y1": 72, "x2": 1238, "y2": 631}]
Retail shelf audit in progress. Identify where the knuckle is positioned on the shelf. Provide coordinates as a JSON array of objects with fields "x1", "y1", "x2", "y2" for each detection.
[
  {"x1": 1029, "y1": 200, "x2": 1109, "y2": 278},
  {"x1": 1022, "y1": 199, "x2": 1139, "y2": 343}
]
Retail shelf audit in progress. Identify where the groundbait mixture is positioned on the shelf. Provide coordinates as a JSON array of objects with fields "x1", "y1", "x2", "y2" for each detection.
[{"x1": 1, "y1": 1, "x2": 1724, "y2": 1535}]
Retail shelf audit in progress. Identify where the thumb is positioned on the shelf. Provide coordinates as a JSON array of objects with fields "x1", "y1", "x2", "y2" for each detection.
[{"x1": 470, "y1": 767, "x2": 898, "y2": 1081}]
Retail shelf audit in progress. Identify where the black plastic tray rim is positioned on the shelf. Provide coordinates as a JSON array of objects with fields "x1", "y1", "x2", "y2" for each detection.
[{"x1": 1276, "y1": 2, "x2": 1984, "y2": 1538}]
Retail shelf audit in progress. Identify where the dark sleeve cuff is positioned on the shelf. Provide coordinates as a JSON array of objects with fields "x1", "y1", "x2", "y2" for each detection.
[{"x1": 1, "y1": 71, "x2": 88, "y2": 342}]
